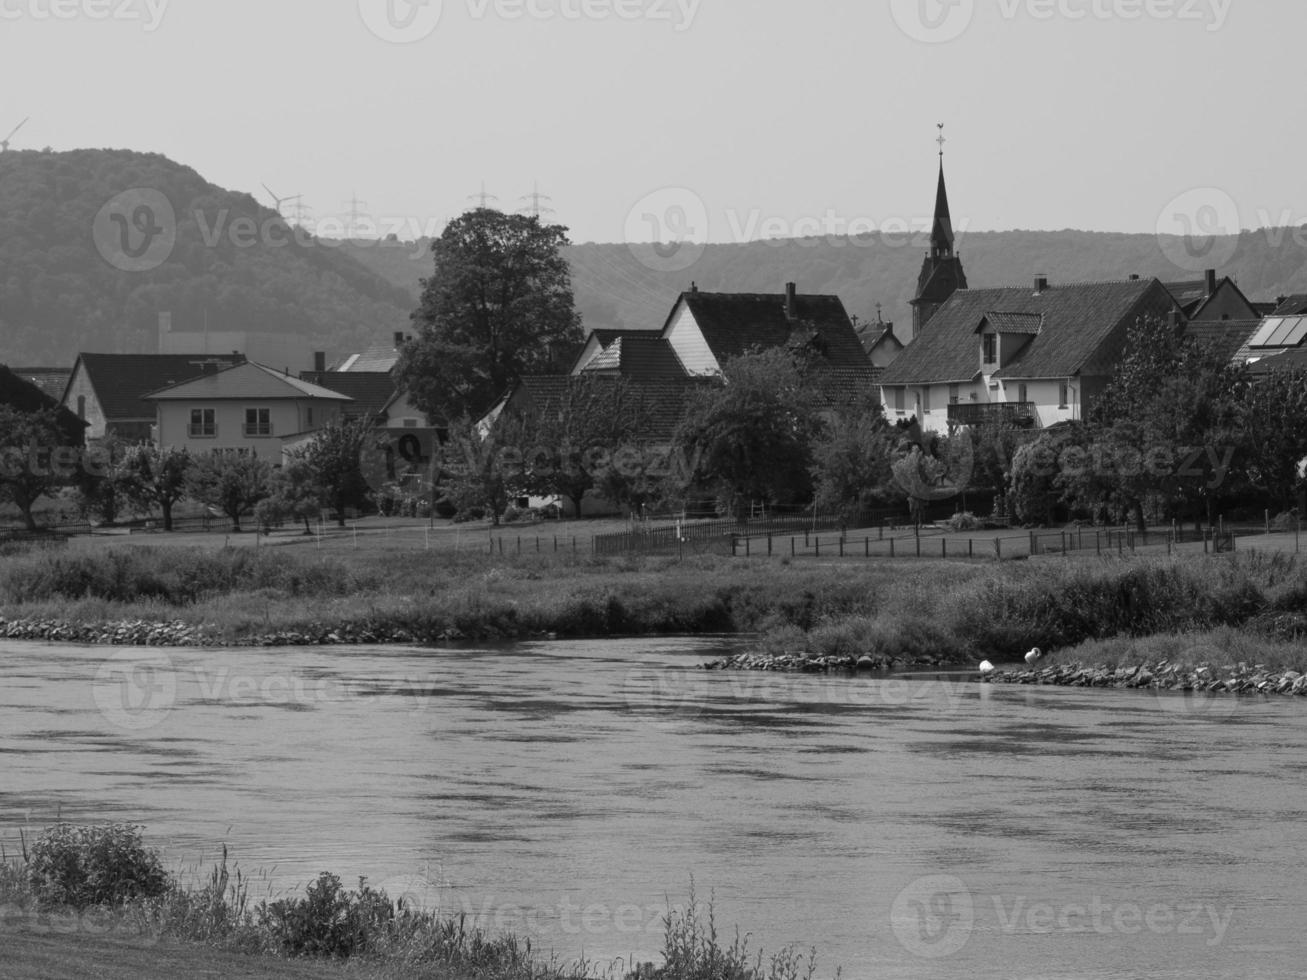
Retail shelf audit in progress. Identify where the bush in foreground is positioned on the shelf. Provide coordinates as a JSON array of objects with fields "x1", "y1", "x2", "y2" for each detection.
[{"x1": 25, "y1": 822, "x2": 171, "y2": 909}]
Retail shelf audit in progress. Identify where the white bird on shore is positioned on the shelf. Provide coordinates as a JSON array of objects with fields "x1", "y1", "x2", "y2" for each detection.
[
  {"x1": 979, "y1": 660, "x2": 995, "y2": 675},
  {"x1": 1024, "y1": 647, "x2": 1043, "y2": 666}
]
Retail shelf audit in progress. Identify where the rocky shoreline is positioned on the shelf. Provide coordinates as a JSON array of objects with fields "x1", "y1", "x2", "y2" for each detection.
[
  {"x1": 703, "y1": 651, "x2": 955, "y2": 672},
  {"x1": 0, "y1": 617, "x2": 470, "y2": 648},
  {"x1": 984, "y1": 660, "x2": 1307, "y2": 696}
]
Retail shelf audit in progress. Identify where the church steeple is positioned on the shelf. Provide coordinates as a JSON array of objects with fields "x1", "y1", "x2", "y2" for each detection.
[{"x1": 911, "y1": 125, "x2": 968, "y2": 338}]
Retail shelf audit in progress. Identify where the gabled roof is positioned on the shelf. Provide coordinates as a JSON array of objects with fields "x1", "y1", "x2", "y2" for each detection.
[
  {"x1": 855, "y1": 322, "x2": 903, "y2": 354},
  {"x1": 12, "y1": 368, "x2": 72, "y2": 402},
  {"x1": 72, "y1": 353, "x2": 244, "y2": 421},
  {"x1": 1164, "y1": 279, "x2": 1210, "y2": 314},
  {"x1": 1183, "y1": 319, "x2": 1262, "y2": 364},
  {"x1": 145, "y1": 361, "x2": 354, "y2": 402},
  {"x1": 300, "y1": 371, "x2": 397, "y2": 417},
  {"x1": 580, "y1": 335, "x2": 688, "y2": 380},
  {"x1": 0, "y1": 365, "x2": 87, "y2": 440},
  {"x1": 669, "y1": 291, "x2": 873, "y2": 373},
  {"x1": 881, "y1": 278, "x2": 1176, "y2": 385}
]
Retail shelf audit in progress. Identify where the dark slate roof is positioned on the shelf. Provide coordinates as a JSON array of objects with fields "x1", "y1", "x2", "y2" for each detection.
[
  {"x1": 581, "y1": 336, "x2": 688, "y2": 380},
  {"x1": 1247, "y1": 348, "x2": 1307, "y2": 376},
  {"x1": 13, "y1": 368, "x2": 72, "y2": 402},
  {"x1": 854, "y1": 322, "x2": 903, "y2": 354},
  {"x1": 1271, "y1": 294, "x2": 1307, "y2": 317},
  {"x1": 673, "y1": 291, "x2": 873, "y2": 374},
  {"x1": 881, "y1": 279, "x2": 1177, "y2": 385},
  {"x1": 75, "y1": 353, "x2": 244, "y2": 421},
  {"x1": 0, "y1": 365, "x2": 87, "y2": 440},
  {"x1": 505, "y1": 375, "x2": 706, "y2": 443},
  {"x1": 300, "y1": 371, "x2": 397, "y2": 418},
  {"x1": 335, "y1": 344, "x2": 402, "y2": 372},
  {"x1": 1164, "y1": 279, "x2": 1209, "y2": 314},
  {"x1": 1183, "y1": 320, "x2": 1262, "y2": 363}
]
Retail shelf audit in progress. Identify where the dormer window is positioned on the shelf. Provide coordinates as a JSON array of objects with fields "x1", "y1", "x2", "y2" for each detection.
[{"x1": 982, "y1": 334, "x2": 997, "y2": 366}]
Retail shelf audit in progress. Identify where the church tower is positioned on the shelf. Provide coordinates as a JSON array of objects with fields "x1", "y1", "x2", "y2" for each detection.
[{"x1": 910, "y1": 127, "x2": 968, "y2": 337}]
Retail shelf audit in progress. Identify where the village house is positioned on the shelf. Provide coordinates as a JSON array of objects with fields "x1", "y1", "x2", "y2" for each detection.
[
  {"x1": 144, "y1": 361, "x2": 352, "y2": 462},
  {"x1": 61, "y1": 353, "x2": 243, "y2": 442}
]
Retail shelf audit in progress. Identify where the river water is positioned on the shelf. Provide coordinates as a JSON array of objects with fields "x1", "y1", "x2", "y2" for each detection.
[{"x1": 1, "y1": 637, "x2": 1304, "y2": 978}]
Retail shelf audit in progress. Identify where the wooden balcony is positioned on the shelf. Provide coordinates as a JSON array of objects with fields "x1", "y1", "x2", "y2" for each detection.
[{"x1": 947, "y1": 401, "x2": 1038, "y2": 428}]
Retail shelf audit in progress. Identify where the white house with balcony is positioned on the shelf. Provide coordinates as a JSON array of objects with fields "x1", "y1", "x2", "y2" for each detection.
[
  {"x1": 145, "y1": 361, "x2": 353, "y2": 461},
  {"x1": 879, "y1": 276, "x2": 1181, "y2": 434}
]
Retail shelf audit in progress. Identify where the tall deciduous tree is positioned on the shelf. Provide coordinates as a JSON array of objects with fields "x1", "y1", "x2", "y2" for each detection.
[
  {"x1": 293, "y1": 416, "x2": 378, "y2": 527},
  {"x1": 0, "y1": 406, "x2": 79, "y2": 531},
  {"x1": 673, "y1": 348, "x2": 822, "y2": 516},
  {"x1": 1233, "y1": 367, "x2": 1307, "y2": 511},
  {"x1": 397, "y1": 209, "x2": 583, "y2": 421},
  {"x1": 119, "y1": 444, "x2": 191, "y2": 531},
  {"x1": 810, "y1": 395, "x2": 894, "y2": 523},
  {"x1": 442, "y1": 413, "x2": 529, "y2": 526}
]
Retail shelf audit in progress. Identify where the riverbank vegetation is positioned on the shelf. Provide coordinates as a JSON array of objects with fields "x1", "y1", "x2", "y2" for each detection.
[
  {"x1": 0, "y1": 823, "x2": 829, "y2": 980},
  {"x1": 2, "y1": 537, "x2": 1307, "y2": 668}
]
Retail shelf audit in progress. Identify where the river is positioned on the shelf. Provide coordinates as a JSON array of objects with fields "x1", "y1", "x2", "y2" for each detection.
[{"x1": 1, "y1": 637, "x2": 1304, "y2": 978}]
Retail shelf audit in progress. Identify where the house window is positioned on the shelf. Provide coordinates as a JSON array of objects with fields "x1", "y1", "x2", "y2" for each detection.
[
  {"x1": 306, "y1": 406, "x2": 314, "y2": 427},
  {"x1": 1058, "y1": 381, "x2": 1069, "y2": 409},
  {"x1": 983, "y1": 333, "x2": 998, "y2": 366},
  {"x1": 189, "y1": 408, "x2": 216, "y2": 438},
  {"x1": 76, "y1": 396, "x2": 86, "y2": 420},
  {"x1": 892, "y1": 387, "x2": 905, "y2": 413},
  {"x1": 921, "y1": 387, "x2": 931, "y2": 414},
  {"x1": 949, "y1": 383, "x2": 960, "y2": 404},
  {"x1": 244, "y1": 408, "x2": 272, "y2": 437},
  {"x1": 403, "y1": 418, "x2": 419, "y2": 428},
  {"x1": 1018, "y1": 383, "x2": 1028, "y2": 405}
]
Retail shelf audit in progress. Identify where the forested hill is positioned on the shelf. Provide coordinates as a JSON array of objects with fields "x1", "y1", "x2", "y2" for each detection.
[
  {"x1": 0, "y1": 149, "x2": 413, "y2": 366},
  {"x1": 348, "y1": 228, "x2": 1306, "y2": 341}
]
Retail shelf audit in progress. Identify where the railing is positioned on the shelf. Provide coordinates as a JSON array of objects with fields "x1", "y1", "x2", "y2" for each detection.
[
  {"x1": 243, "y1": 425, "x2": 273, "y2": 437},
  {"x1": 188, "y1": 425, "x2": 216, "y2": 437},
  {"x1": 947, "y1": 402, "x2": 1037, "y2": 428}
]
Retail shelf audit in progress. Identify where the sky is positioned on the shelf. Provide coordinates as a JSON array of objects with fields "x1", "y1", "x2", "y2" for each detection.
[{"x1": 1, "y1": 0, "x2": 1302, "y2": 246}]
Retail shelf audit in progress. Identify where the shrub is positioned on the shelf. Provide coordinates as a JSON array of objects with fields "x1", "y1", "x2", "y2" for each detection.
[
  {"x1": 26, "y1": 823, "x2": 171, "y2": 909},
  {"x1": 501, "y1": 506, "x2": 526, "y2": 524},
  {"x1": 258, "y1": 872, "x2": 395, "y2": 958},
  {"x1": 944, "y1": 511, "x2": 982, "y2": 532}
]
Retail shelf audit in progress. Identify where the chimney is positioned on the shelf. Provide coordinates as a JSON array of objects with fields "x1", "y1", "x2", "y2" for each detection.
[
  {"x1": 689, "y1": 281, "x2": 698, "y2": 293},
  {"x1": 1034, "y1": 275, "x2": 1049, "y2": 294},
  {"x1": 784, "y1": 282, "x2": 798, "y2": 319},
  {"x1": 314, "y1": 351, "x2": 326, "y2": 373},
  {"x1": 1129, "y1": 274, "x2": 1140, "y2": 281},
  {"x1": 1205, "y1": 269, "x2": 1218, "y2": 295},
  {"x1": 393, "y1": 332, "x2": 405, "y2": 349}
]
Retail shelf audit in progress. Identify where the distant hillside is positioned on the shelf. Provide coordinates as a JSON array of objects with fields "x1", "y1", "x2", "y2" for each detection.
[
  {"x1": 344, "y1": 228, "x2": 1307, "y2": 343},
  {"x1": 0, "y1": 149, "x2": 414, "y2": 366}
]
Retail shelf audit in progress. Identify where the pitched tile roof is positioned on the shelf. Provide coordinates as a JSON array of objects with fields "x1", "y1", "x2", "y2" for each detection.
[
  {"x1": 505, "y1": 375, "x2": 707, "y2": 442},
  {"x1": 335, "y1": 344, "x2": 401, "y2": 372},
  {"x1": 74, "y1": 353, "x2": 244, "y2": 421},
  {"x1": 1271, "y1": 294, "x2": 1307, "y2": 317},
  {"x1": 580, "y1": 336, "x2": 688, "y2": 380},
  {"x1": 1246, "y1": 348, "x2": 1307, "y2": 375},
  {"x1": 983, "y1": 312, "x2": 1045, "y2": 335},
  {"x1": 1164, "y1": 279, "x2": 1210, "y2": 314},
  {"x1": 300, "y1": 371, "x2": 397, "y2": 417},
  {"x1": 673, "y1": 291, "x2": 873, "y2": 374},
  {"x1": 1183, "y1": 319, "x2": 1262, "y2": 363},
  {"x1": 145, "y1": 361, "x2": 354, "y2": 402},
  {"x1": 12, "y1": 368, "x2": 72, "y2": 402},
  {"x1": 881, "y1": 279, "x2": 1177, "y2": 385}
]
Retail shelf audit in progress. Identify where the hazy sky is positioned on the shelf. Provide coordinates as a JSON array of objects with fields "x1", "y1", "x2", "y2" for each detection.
[{"x1": 1, "y1": 0, "x2": 1301, "y2": 246}]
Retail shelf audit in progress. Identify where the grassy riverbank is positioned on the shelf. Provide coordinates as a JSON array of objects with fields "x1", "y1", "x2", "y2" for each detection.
[
  {"x1": 0, "y1": 826, "x2": 824, "y2": 980},
  {"x1": 2, "y1": 537, "x2": 1306, "y2": 668}
]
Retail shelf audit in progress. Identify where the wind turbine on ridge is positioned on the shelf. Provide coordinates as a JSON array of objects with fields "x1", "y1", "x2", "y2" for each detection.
[{"x1": 2, "y1": 117, "x2": 30, "y2": 152}]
